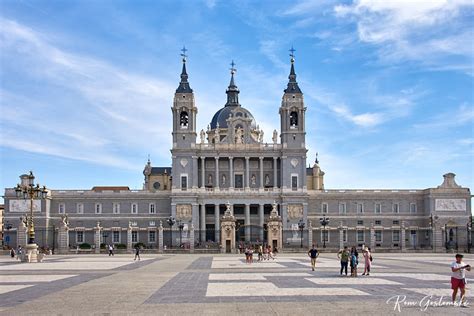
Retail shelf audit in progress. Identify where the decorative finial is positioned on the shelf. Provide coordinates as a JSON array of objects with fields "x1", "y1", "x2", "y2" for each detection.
[
  {"x1": 180, "y1": 46, "x2": 188, "y2": 62},
  {"x1": 315, "y1": 152, "x2": 319, "y2": 164},
  {"x1": 289, "y1": 46, "x2": 296, "y2": 63},
  {"x1": 230, "y1": 60, "x2": 236, "y2": 75},
  {"x1": 147, "y1": 154, "x2": 150, "y2": 164}
]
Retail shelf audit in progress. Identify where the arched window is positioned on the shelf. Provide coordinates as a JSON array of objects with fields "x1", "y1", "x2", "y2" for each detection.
[
  {"x1": 290, "y1": 111, "x2": 298, "y2": 127},
  {"x1": 180, "y1": 111, "x2": 189, "y2": 128}
]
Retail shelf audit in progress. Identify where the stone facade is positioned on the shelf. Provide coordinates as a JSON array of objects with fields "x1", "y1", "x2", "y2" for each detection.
[{"x1": 2, "y1": 55, "x2": 472, "y2": 253}]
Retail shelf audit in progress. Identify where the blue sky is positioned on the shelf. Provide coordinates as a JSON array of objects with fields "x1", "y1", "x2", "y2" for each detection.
[{"x1": 1, "y1": 0, "x2": 473, "y2": 200}]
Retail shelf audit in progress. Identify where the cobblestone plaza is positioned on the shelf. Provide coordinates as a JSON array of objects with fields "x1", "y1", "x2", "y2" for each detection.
[{"x1": 1, "y1": 253, "x2": 473, "y2": 315}]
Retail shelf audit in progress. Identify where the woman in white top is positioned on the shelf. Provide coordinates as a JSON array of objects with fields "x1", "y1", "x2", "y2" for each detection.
[{"x1": 451, "y1": 253, "x2": 470, "y2": 306}]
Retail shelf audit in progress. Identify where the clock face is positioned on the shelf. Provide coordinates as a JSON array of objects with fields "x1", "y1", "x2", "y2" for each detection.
[{"x1": 153, "y1": 182, "x2": 161, "y2": 190}]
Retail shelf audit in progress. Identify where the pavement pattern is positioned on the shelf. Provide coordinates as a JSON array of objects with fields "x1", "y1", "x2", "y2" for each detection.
[{"x1": 0, "y1": 252, "x2": 473, "y2": 315}]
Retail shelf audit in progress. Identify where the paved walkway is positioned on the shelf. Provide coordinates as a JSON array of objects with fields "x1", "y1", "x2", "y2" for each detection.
[{"x1": 0, "y1": 253, "x2": 473, "y2": 315}]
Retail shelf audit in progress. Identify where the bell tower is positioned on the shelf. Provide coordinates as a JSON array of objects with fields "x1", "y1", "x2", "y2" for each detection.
[
  {"x1": 279, "y1": 47, "x2": 307, "y2": 190},
  {"x1": 172, "y1": 46, "x2": 197, "y2": 148},
  {"x1": 280, "y1": 47, "x2": 306, "y2": 149}
]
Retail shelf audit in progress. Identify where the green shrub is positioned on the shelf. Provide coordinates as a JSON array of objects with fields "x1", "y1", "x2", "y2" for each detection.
[
  {"x1": 79, "y1": 243, "x2": 91, "y2": 249},
  {"x1": 100, "y1": 243, "x2": 106, "y2": 249},
  {"x1": 116, "y1": 243, "x2": 127, "y2": 249}
]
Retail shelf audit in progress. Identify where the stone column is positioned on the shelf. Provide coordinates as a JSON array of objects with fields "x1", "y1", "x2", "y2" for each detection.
[
  {"x1": 158, "y1": 221, "x2": 164, "y2": 253},
  {"x1": 259, "y1": 157, "x2": 264, "y2": 189},
  {"x1": 401, "y1": 221, "x2": 406, "y2": 252},
  {"x1": 229, "y1": 157, "x2": 234, "y2": 188},
  {"x1": 17, "y1": 220, "x2": 27, "y2": 249},
  {"x1": 273, "y1": 157, "x2": 278, "y2": 189},
  {"x1": 190, "y1": 223, "x2": 195, "y2": 253},
  {"x1": 259, "y1": 204, "x2": 264, "y2": 242},
  {"x1": 94, "y1": 222, "x2": 101, "y2": 254},
  {"x1": 192, "y1": 204, "x2": 199, "y2": 234},
  {"x1": 308, "y1": 220, "x2": 313, "y2": 248},
  {"x1": 370, "y1": 223, "x2": 375, "y2": 251},
  {"x1": 339, "y1": 223, "x2": 344, "y2": 250},
  {"x1": 245, "y1": 157, "x2": 250, "y2": 189},
  {"x1": 127, "y1": 222, "x2": 133, "y2": 253},
  {"x1": 214, "y1": 204, "x2": 220, "y2": 243},
  {"x1": 200, "y1": 157, "x2": 205, "y2": 188},
  {"x1": 58, "y1": 224, "x2": 69, "y2": 255},
  {"x1": 200, "y1": 204, "x2": 206, "y2": 242},
  {"x1": 215, "y1": 157, "x2": 219, "y2": 189},
  {"x1": 245, "y1": 203, "x2": 250, "y2": 242},
  {"x1": 192, "y1": 156, "x2": 198, "y2": 189}
]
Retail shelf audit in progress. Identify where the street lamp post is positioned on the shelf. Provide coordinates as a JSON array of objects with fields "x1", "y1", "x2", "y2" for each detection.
[
  {"x1": 319, "y1": 216, "x2": 330, "y2": 249},
  {"x1": 298, "y1": 219, "x2": 305, "y2": 248},
  {"x1": 15, "y1": 171, "x2": 48, "y2": 262},
  {"x1": 178, "y1": 220, "x2": 184, "y2": 248},
  {"x1": 167, "y1": 216, "x2": 176, "y2": 248}
]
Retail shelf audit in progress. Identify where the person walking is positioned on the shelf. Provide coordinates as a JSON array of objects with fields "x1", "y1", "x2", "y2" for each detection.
[
  {"x1": 362, "y1": 247, "x2": 372, "y2": 276},
  {"x1": 308, "y1": 244, "x2": 319, "y2": 271},
  {"x1": 258, "y1": 244, "x2": 263, "y2": 262},
  {"x1": 108, "y1": 244, "x2": 114, "y2": 256},
  {"x1": 337, "y1": 246, "x2": 350, "y2": 276},
  {"x1": 451, "y1": 253, "x2": 470, "y2": 306},
  {"x1": 134, "y1": 245, "x2": 141, "y2": 261},
  {"x1": 10, "y1": 248, "x2": 15, "y2": 259}
]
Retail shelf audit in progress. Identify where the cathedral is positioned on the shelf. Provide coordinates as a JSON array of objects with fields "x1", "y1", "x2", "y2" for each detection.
[{"x1": 3, "y1": 51, "x2": 472, "y2": 254}]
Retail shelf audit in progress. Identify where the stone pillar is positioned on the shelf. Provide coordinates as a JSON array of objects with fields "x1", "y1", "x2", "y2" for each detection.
[
  {"x1": 245, "y1": 203, "x2": 250, "y2": 242},
  {"x1": 214, "y1": 204, "x2": 220, "y2": 243},
  {"x1": 190, "y1": 223, "x2": 195, "y2": 253},
  {"x1": 192, "y1": 204, "x2": 199, "y2": 235},
  {"x1": 273, "y1": 157, "x2": 278, "y2": 189},
  {"x1": 308, "y1": 220, "x2": 313, "y2": 248},
  {"x1": 158, "y1": 221, "x2": 164, "y2": 253},
  {"x1": 220, "y1": 202, "x2": 236, "y2": 253},
  {"x1": 200, "y1": 204, "x2": 206, "y2": 242},
  {"x1": 259, "y1": 157, "x2": 264, "y2": 189},
  {"x1": 57, "y1": 222, "x2": 69, "y2": 255},
  {"x1": 200, "y1": 157, "x2": 205, "y2": 188},
  {"x1": 370, "y1": 223, "x2": 375, "y2": 251},
  {"x1": 266, "y1": 202, "x2": 283, "y2": 251},
  {"x1": 245, "y1": 157, "x2": 250, "y2": 189},
  {"x1": 127, "y1": 222, "x2": 133, "y2": 253},
  {"x1": 259, "y1": 204, "x2": 264, "y2": 241},
  {"x1": 229, "y1": 157, "x2": 234, "y2": 188},
  {"x1": 215, "y1": 157, "x2": 219, "y2": 189},
  {"x1": 192, "y1": 156, "x2": 198, "y2": 189},
  {"x1": 401, "y1": 221, "x2": 406, "y2": 252},
  {"x1": 17, "y1": 220, "x2": 27, "y2": 249},
  {"x1": 339, "y1": 223, "x2": 344, "y2": 250},
  {"x1": 94, "y1": 221, "x2": 101, "y2": 254}
]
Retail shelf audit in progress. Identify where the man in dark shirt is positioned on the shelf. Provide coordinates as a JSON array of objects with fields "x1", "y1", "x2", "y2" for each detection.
[{"x1": 308, "y1": 244, "x2": 319, "y2": 271}]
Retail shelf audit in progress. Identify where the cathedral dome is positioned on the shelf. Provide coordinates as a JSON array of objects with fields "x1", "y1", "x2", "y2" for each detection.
[
  {"x1": 209, "y1": 61, "x2": 257, "y2": 130},
  {"x1": 210, "y1": 105, "x2": 257, "y2": 129}
]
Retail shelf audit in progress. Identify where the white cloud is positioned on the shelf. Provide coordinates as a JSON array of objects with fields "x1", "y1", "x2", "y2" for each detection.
[
  {"x1": 0, "y1": 18, "x2": 176, "y2": 168},
  {"x1": 413, "y1": 103, "x2": 474, "y2": 129},
  {"x1": 333, "y1": 0, "x2": 474, "y2": 73}
]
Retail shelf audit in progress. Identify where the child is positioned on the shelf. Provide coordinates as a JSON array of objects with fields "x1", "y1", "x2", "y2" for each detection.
[{"x1": 350, "y1": 250, "x2": 358, "y2": 277}]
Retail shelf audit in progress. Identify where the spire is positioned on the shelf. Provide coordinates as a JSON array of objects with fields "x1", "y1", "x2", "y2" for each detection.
[
  {"x1": 284, "y1": 46, "x2": 302, "y2": 94},
  {"x1": 225, "y1": 60, "x2": 240, "y2": 106},
  {"x1": 176, "y1": 46, "x2": 193, "y2": 93}
]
